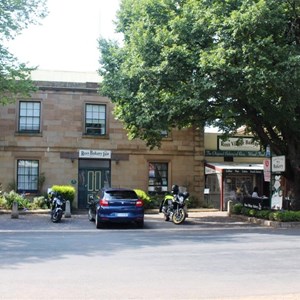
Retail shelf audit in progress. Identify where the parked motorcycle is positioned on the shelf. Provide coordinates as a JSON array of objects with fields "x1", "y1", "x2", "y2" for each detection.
[
  {"x1": 48, "y1": 191, "x2": 65, "y2": 223},
  {"x1": 87, "y1": 195, "x2": 96, "y2": 222},
  {"x1": 161, "y1": 185, "x2": 189, "y2": 225}
]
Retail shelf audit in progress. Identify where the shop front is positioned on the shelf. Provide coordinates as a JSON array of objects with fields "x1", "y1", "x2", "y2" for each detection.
[{"x1": 205, "y1": 163, "x2": 267, "y2": 210}]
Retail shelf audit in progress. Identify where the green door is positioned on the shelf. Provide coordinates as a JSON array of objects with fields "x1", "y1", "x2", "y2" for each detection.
[{"x1": 78, "y1": 159, "x2": 111, "y2": 209}]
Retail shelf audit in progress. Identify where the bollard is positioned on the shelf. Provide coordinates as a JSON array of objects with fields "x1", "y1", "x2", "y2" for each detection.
[
  {"x1": 227, "y1": 200, "x2": 233, "y2": 217},
  {"x1": 64, "y1": 200, "x2": 71, "y2": 218},
  {"x1": 11, "y1": 201, "x2": 19, "y2": 219}
]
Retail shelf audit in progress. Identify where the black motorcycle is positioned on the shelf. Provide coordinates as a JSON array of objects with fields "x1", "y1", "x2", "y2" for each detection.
[
  {"x1": 48, "y1": 192, "x2": 65, "y2": 223},
  {"x1": 162, "y1": 191, "x2": 189, "y2": 225},
  {"x1": 87, "y1": 195, "x2": 96, "y2": 222}
]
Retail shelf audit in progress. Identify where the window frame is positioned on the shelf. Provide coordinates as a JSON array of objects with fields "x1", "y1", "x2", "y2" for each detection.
[
  {"x1": 18, "y1": 101, "x2": 41, "y2": 133},
  {"x1": 17, "y1": 159, "x2": 39, "y2": 193},
  {"x1": 84, "y1": 103, "x2": 107, "y2": 136},
  {"x1": 148, "y1": 162, "x2": 169, "y2": 193}
]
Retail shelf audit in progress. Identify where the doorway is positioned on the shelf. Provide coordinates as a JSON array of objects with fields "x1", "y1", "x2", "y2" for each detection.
[{"x1": 78, "y1": 159, "x2": 110, "y2": 209}]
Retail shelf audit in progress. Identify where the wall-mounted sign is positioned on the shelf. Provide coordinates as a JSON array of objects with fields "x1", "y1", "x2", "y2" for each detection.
[
  {"x1": 272, "y1": 156, "x2": 285, "y2": 172},
  {"x1": 79, "y1": 149, "x2": 111, "y2": 159},
  {"x1": 218, "y1": 136, "x2": 261, "y2": 152},
  {"x1": 205, "y1": 150, "x2": 265, "y2": 157}
]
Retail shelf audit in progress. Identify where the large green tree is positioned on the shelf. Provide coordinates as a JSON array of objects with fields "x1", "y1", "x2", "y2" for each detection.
[
  {"x1": 0, "y1": 0, "x2": 48, "y2": 104},
  {"x1": 99, "y1": 0, "x2": 300, "y2": 209}
]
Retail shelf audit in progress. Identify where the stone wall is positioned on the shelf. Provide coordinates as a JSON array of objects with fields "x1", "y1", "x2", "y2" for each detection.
[{"x1": 0, "y1": 80, "x2": 205, "y2": 207}]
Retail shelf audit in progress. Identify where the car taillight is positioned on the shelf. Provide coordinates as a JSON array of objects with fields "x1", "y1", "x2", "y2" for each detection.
[
  {"x1": 136, "y1": 199, "x2": 143, "y2": 207},
  {"x1": 100, "y1": 199, "x2": 109, "y2": 206}
]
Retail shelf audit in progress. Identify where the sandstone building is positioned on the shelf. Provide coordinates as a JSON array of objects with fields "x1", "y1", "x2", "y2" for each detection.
[{"x1": 0, "y1": 70, "x2": 205, "y2": 208}]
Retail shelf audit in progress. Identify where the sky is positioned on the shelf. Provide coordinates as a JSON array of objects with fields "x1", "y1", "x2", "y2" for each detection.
[{"x1": 7, "y1": 0, "x2": 121, "y2": 72}]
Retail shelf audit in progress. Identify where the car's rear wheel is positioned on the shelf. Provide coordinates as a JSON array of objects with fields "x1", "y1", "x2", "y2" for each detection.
[{"x1": 136, "y1": 219, "x2": 144, "y2": 228}]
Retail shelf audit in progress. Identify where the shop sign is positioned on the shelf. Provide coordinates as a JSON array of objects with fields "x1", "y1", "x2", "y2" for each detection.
[
  {"x1": 272, "y1": 156, "x2": 285, "y2": 172},
  {"x1": 224, "y1": 169, "x2": 262, "y2": 174},
  {"x1": 79, "y1": 149, "x2": 111, "y2": 159},
  {"x1": 218, "y1": 136, "x2": 261, "y2": 152},
  {"x1": 205, "y1": 150, "x2": 265, "y2": 157}
]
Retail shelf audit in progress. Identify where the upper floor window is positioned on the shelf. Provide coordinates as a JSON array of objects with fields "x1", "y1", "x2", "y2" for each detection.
[
  {"x1": 17, "y1": 160, "x2": 39, "y2": 193},
  {"x1": 19, "y1": 101, "x2": 41, "y2": 133},
  {"x1": 85, "y1": 104, "x2": 106, "y2": 136}
]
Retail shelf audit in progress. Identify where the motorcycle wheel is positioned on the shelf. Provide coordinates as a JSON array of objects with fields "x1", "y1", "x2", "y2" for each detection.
[
  {"x1": 51, "y1": 210, "x2": 62, "y2": 223},
  {"x1": 95, "y1": 214, "x2": 104, "y2": 229},
  {"x1": 88, "y1": 208, "x2": 95, "y2": 222},
  {"x1": 172, "y1": 208, "x2": 185, "y2": 225}
]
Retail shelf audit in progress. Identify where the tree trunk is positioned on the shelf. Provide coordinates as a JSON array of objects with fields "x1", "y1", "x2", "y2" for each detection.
[{"x1": 285, "y1": 142, "x2": 300, "y2": 210}]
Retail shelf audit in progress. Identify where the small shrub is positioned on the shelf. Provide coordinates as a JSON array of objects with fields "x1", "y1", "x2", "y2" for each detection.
[
  {"x1": 0, "y1": 195, "x2": 6, "y2": 208},
  {"x1": 255, "y1": 210, "x2": 271, "y2": 220},
  {"x1": 248, "y1": 209, "x2": 257, "y2": 217},
  {"x1": 232, "y1": 203, "x2": 243, "y2": 214},
  {"x1": 269, "y1": 211, "x2": 283, "y2": 222},
  {"x1": 3, "y1": 190, "x2": 30, "y2": 209},
  {"x1": 241, "y1": 207, "x2": 250, "y2": 215},
  {"x1": 148, "y1": 194, "x2": 164, "y2": 209},
  {"x1": 29, "y1": 196, "x2": 48, "y2": 210},
  {"x1": 187, "y1": 196, "x2": 199, "y2": 208},
  {"x1": 51, "y1": 185, "x2": 75, "y2": 205},
  {"x1": 134, "y1": 189, "x2": 152, "y2": 208}
]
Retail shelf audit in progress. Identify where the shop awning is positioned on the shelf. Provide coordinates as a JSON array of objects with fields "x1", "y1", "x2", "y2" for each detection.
[{"x1": 205, "y1": 162, "x2": 264, "y2": 175}]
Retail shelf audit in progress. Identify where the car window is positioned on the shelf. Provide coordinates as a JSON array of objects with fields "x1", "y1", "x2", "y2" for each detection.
[{"x1": 105, "y1": 191, "x2": 137, "y2": 200}]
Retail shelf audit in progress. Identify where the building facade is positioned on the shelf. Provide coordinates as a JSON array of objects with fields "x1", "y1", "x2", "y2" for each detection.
[
  {"x1": 0, "y1": 71, "x2": 205, "y2": 208},
  {"x1": 204, "y1": 132, "x2": 268, "y2": 210}
]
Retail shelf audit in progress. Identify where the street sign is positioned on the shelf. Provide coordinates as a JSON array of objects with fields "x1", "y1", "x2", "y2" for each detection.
[{"x1": 263, "y1": 159, "x2": 270, "y2": 182}]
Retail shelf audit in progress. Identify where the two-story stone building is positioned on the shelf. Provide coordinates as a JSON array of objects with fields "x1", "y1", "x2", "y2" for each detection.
[{"x1": 0, "y1": 70, "x2": 205, "y2": 208}]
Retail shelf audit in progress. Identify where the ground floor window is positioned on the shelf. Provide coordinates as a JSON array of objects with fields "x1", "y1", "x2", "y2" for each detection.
[
  {"x1": 17, "y1": 160, "x2": 39, "y2": 193},
  {"x1": 148, "y1": 162, "x2": 168, "y2": 193}
]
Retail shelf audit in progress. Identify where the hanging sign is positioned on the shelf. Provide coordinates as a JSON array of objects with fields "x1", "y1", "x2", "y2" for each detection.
[
  {"x1": 272, "y1": 156, "x2": 285, "y2": 172},
  {"x1": 263, "y1": 159, "x2": 271, "y2": 182}
]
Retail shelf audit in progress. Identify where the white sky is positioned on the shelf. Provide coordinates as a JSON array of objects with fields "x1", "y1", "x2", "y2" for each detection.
[{"x1": 7, "y1": 0, "x2": 121, "y2": 72}]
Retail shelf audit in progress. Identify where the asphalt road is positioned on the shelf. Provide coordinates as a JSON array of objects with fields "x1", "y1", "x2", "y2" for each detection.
[{"x1": 1, "y1": 212, "x2": 300, "y2": 300}]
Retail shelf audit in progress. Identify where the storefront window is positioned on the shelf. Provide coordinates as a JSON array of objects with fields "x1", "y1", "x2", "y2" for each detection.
[{"x1": 148, "y1": 162, "x2": 168, "y2": 193}]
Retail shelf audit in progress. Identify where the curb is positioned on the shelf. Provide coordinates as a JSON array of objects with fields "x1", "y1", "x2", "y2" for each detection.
[{"x1": 234, "y1": 214, "x2": 300, "y2": 228}]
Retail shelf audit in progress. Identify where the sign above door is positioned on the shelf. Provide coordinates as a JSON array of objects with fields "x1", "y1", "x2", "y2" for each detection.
[{"x1": 79, "y1": 149, "x2": 111, "y2": 159}]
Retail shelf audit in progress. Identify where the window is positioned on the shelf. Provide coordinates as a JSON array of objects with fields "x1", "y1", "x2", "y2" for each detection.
[
  {"x1": 17, "y1": 160, "x2": 39, "y2": 192},
  {"x1": 85, "y1": 104, "x2": 106, "y2": 135},
  {"x1": 148, "y1": 162, "x2": 168, "y2": 193},
  {"x1": 161, "y1": 130, "x2": 168, "y2": 138},
  {"x1": 19, "y1": 101, "x2": 41, "y2": 133}
]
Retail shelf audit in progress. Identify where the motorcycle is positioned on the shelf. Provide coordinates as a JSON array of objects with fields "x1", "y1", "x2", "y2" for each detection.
[
  {"x1": 161, "y1": 191, "x2": 189, "y2": 225},
  {"x1": 48, "y1": 192, "x2": 65, "y2": 223}
]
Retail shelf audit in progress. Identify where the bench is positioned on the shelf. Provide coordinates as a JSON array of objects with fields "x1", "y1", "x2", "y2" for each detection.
[{"x1": 242, "y1": 196, "x2": 270, "y2": 210}]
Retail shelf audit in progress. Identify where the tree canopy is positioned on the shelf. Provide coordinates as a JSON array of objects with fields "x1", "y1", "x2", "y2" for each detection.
[
  {"x1": 0, "y1": 0, "x2": 48, "y2": 104},
  {"x1": 99, "y1": 0, "x2": 300, "y2": 208}
]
